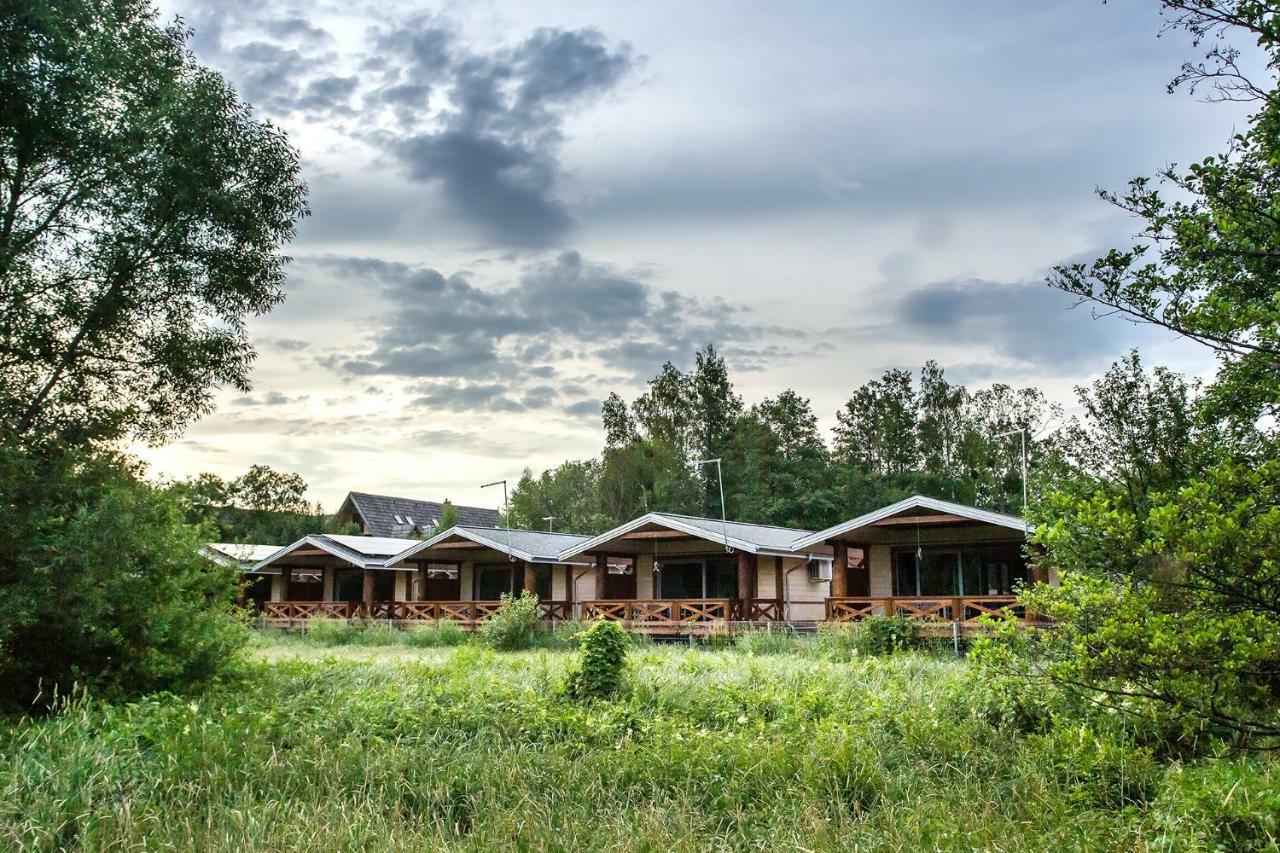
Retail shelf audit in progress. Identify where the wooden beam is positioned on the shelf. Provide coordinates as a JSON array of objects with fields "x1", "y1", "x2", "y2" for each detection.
[
  {"x1": 595, "y1": 553, "x2": 608, "y2": 599},
  {"x1": 831, "y1": 541, "x2": 848, "y2": 597},
  {"x1": 285, "y1": 548, "x2": 328, "y2": 557},
  {"x1": 362, "y1": 568, "x2": 374, "y2": 616},
  {"x1": 774, "y1": 556, "x2": 785, "y2": 620},
  {"x1": 522, "y1": 561, "x2": 536, "y2": 597},
  {"x1": 736, "y1": 551, "x2": 755, "y2": 613},
  {"x1": 424, "y1": 540, "x2": 488, "y2": 549},
  {"x1": 871, "y1": 513, "x2": 971, "y2": 527}
]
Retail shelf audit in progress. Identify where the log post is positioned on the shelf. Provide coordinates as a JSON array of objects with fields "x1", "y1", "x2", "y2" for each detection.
[
  {"x1": 362, "y1": 568, "x2": 375, "y2": 617},
  {"x1": 417, "y1": 563, "x2": 428, "y2": 601},
  {"x1": 522, "y1": 561, "x2": 536, "y2": 598},
  {"x1": 831, "y1": 541, "x2": 849, "y2": 598},
  {"x1": 736, "y1": 550, "x2": 754, "y2": 619},
  {"x1": 774, "y1": 555, "x2": 785, "y2": 621},
  {"x1": 281, "y1": 565, "x2": 293, "y2": 601},
  {"x1": 595, "y1": 553, "x2": 608, "y2": 599}
]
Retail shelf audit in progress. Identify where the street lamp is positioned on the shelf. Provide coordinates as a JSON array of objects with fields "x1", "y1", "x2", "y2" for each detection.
[
  {"x1": 542, "y1": 515, "x2": 556, "y2": 532},
  {"x1": 689, "y1": 457, "x2": 729, "y2": 552},
  {"x1": 481, "y1": 479, "x2": 513, "y2": 561}
]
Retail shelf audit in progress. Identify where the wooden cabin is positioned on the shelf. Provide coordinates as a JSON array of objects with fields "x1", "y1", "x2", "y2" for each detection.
[
  {"x1": 555, "y1": 512, "x2": 833, "y2": 634},
  {"x1": 793, "y1": 495, "x2": 1044, "y2": 633}
]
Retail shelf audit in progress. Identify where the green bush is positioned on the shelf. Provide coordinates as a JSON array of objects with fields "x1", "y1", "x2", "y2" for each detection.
[
  {"x1": 855, "y1": 616, "x2": 914, "y2": 656},
  {"x1": 404, "y1": 620, "x2": 468, "y2": 648},
  {"x1": 477, "y1": 591, "x2": 543, "y2": 651},
  {"x1": 1151, "y1": 760, "x2": 1280, "y2": 850},
  {"x1": 304, "y1": 617, "x2": 361, "y2": 646},
  {"x1": 566, "y1": 619, "x2": 628, "y2": 700},
  {"x1": 0, "y1": 444, "x2": 247, "y2": 711}
]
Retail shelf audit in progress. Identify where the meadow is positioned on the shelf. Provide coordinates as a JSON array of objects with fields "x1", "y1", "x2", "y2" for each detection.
[{"x1": 2, "y1": 629, "x2": 1276, "y2": 851}]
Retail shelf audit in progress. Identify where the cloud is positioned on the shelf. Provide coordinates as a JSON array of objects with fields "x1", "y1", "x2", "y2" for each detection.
[
  {"x1": 231, "y1": 390, "x2": 303, "y2": 406},
  {"x1": 316, "y1": 250, "x2": 792, "y2": 395},
  {"x1": 372, "y1": 22, "x2": 636, "y2": 247},
  {"x1": 891, "y1": 278, "x2": 1152, "y2": 373},
  {"x1": 563, "y1": 399, "x2": 600, "y2": 417},
  {"x1": 408, "y1": 382, "x2": 530, "y2": 413}
]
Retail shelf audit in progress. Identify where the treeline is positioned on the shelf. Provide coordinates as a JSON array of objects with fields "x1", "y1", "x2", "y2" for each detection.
[{"x1": 507, "y1": 346, "x2": 1057, "y2": 534}]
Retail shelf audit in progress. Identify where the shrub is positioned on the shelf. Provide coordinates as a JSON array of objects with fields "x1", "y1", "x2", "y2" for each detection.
[
  {"x1": 1151, "y1": 760, "x2": 1280, "y2": 849},
  {"x1": 0, "y1": 444, "x2": 247, "y2": 711},
  {"x1": 1028, "y1": 726, "x2": 1160, "y2": 809},
  {"x1": 305, "y1": 617, "x2": 360, "y2": 646},
  {"x1": 734, "y1": 627, "x2": 801, "y2": 655},
  {"x1": 855, "y1": 616, "x2": 914, "y2": 656},
  {"x1": 566, "y1": 619, "x2": 628, "y2": 700},
  {"x1": 477, "y1": 591, "x2": 543, "y2": 651},
  {"x1": 404, "y1": 620, "x2": 468, "y2": 648}
]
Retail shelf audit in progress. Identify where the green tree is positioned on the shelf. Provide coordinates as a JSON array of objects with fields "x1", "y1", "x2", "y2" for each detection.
[
  {"x1": 992, "y1": 0, "x2": 1280, "y2": 750},
  {"x1": 833, "y1": 368, "x2": 918, "y2": 475},
  {"x1": 0, "y1": 0, "x2": 307, "y2": 446},
  {"x1": 0, "y1": 445, "x2": 246, "y2": 710}
]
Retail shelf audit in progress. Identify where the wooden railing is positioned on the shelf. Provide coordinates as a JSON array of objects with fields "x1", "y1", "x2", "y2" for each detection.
[
  {"x1": 825, "y1": 595, "x2": 1024, "y2": 625},
  {"x1": 262, "y1": 600, "x2": 572, "y2": 623},
  {"x1": 581, "y1": 599, "x2": 751, "y2": 629}
]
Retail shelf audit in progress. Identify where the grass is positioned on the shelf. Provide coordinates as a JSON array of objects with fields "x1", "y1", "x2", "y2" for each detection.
[{"x1": 1, "y1": 632, "x2": 1276, "y2": 851}]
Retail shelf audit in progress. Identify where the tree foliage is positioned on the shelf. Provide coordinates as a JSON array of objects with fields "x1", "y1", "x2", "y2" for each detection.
[
  {"x1": 991, "y1": 0, "x2": 1280, "y2": 751},
  {"x1": 166, "y1": 464, "x2": 349, "y2": 545},
  {"x1": 0, "y1": 0, "x2": 307, "y2": 445},
  {"x1": 0, "y1": 444, "x2": 247, "y2": 710}
]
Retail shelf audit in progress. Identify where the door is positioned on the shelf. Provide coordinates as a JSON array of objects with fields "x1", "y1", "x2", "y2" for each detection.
[
  {"x1": 418, "y1": 567, "x2": 460, "y2": 600},
  {"x1": 659, "y1": 560, "x2": 703, "y2": 598},
  {"x1": 603, "y1": 566, "x2": 636, "y2": 599},
  {"x1": 918, "y1": 551, "x2": 960, "y2": 596}
]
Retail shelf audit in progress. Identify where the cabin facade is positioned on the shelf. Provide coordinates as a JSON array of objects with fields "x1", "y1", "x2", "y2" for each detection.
[
  {"x1": 555, "y1": 513, "x2": 833, "y2": 633},
  {"x1": 231, "y1": 494, "x2": 1045, "y2": 633},
  {"x1": 795, "y1": 496, "x2": 1043, "y2": 632}
]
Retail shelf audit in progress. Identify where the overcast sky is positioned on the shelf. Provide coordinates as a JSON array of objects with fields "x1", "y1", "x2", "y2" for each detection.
[{"x1": 143, "y1": 0, "x2": 1247, "y2": 512}]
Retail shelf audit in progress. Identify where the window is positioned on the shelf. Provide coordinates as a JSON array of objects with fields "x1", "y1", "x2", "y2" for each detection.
[
  {"x1": 657, "y1": 557, "x2": 738, "y2": 599},
  {"x1": 893, "y1": 544, "x2": 1027, "y2": 597}
]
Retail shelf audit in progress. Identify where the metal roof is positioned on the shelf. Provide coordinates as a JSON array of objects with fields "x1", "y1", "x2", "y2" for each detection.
[
  {"x1": 558, "y1": 512, "x2": 826, "y2": 560},
  {"x1": 203, "y1": 543, "x2": 284, "y2": 572},
  {"x1": 338, "y1": 492, "x2": 500, "y2": 538},
  {"x1": 252, "y1": 533, "x2": 421, "y2": 572},
  {"x1": 791, "y1": 495, "x2": 1029, "y2": 549},
  {"x1": 389, "y1": 525, "x2": 594, "y2": 566}
]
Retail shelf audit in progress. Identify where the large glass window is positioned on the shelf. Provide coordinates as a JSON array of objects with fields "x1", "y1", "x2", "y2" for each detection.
[
  {"x1": 657, "y1": 558, "x2": 738, "y2": 598},
  {"x1": 893, "y1": 544, "x2": 1027, "y2": 596},
  {"x1": 474, "y1": 563, "x2": 513, "y2": 600}
]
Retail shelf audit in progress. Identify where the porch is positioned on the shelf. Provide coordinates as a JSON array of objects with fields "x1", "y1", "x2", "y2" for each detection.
[
  {"x1": 580, "y1": 597, "x2": 783, "y2": 634},
  {"x1": 825, "y1": 594, "x2": 1035, "y2": 635},
  {"x1": 261, "y1": 598, "x2": 575, "y2": 627}
]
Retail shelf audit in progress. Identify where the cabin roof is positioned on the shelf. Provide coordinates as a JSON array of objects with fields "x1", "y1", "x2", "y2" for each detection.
[
  {"x1": 337, "y1": 491, "x2": 499, "y2": 537},
  {"x1": 559, "y1": 512, "x2": 824, "y2": 559},
  {"x1": 390, "y1": 525, "x2": 593, "y2": 565},
  {"x1": 791, "y1": 495, "x2": 1028, "y2": 549},
  {"x1": 252, "y1": 533, "x2": 421, "y2": 572}
]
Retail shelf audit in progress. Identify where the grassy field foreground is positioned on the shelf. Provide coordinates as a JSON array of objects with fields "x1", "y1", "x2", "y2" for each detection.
[{"x1": 2, "y1": 634, "x2": 1277, "y2": 851}]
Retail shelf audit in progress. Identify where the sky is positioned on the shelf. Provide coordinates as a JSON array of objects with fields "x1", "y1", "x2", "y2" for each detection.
[{"x1": 142, "y1": 0, "x2": 1251, "y2": 512}]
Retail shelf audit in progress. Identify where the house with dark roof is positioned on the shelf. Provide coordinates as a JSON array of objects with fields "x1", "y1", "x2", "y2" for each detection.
[{"x1": 333, "y1": 491, "x2": 499, "y2": 538}]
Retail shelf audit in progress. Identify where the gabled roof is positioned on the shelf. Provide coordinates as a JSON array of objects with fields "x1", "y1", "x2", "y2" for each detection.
[
  {"x1": 203, "y1": 543, "x2": 283, "y2": 571},
  {"x1": 252, "y1": 533, "x2": 421, "y2": 572},
  {"x1": 390, "y1": 526, "x2": 594, "y2": 566},
  {"x1": 791, "y1": 495, "x2": 1028, "y2": 549},
  {"x1": 336, "y1": 492, "x2": 500, "y2": 538},
  {"x1": 558, "y1": 512, "x2": 825, "y2": 560}
]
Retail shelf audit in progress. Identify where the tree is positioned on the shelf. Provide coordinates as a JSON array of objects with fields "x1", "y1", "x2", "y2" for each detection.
[
  {"x1": 167, "y1": 464, "x2": 338, "y2": 545},
  {"x1": 432, "y1": 500, "x2": 460, "y2": 536},
  {"x1": 0, "y1": 0, "x2": 307, "y2": 446},
  {"x1": 0, "y1": 445, "x2": 246, "y2": 710},
  {"x1": 601, "y1": 392, "x2": 637, "y2": 448},
  {"x1": 689, "y1": 344, "x2": 743, "y2": 515},
  {"x1": 833, "y1": 369, "x2": 918, "y2": 475},
  {"x1": 1047, "y1": 2, "x2": 1280, "y2": 433},
  {"x1": 989, "y1": 1, "x2": 1280, "y2": 750}
]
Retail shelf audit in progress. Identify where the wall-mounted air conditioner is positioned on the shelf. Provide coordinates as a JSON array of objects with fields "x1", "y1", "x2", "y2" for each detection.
[{"x1": 808, "y1": 558, "x2": 833, "y2": 582}]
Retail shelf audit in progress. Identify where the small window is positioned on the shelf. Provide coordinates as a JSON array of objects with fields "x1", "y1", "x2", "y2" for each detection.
[
  {"x1": 393, "y1": 514, "x2": 405, "y2": 524},
  {"x1": 405, "y1": 515, "x2": 415, "y2": 525}
]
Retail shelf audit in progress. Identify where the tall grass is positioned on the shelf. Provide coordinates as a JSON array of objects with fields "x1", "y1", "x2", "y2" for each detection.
[{"x1": 1, "y1": 639, "x2": 1274, "y2": 850}]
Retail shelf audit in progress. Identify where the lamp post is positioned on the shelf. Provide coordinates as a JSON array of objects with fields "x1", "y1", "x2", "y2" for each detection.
[
  {"x1": 542, "y1": 515, "x2": 556, "y2": 532},
  {"x1": 689, "y1": 457, "x2": 729, "y2": 552},
  {"x1": 481, "y1": 479, "x2": 513, "y2": 561}
]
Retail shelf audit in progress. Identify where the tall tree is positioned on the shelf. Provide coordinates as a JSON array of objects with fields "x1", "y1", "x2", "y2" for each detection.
[
  {"x1": 0, "y1": 0, "x2": 307, "y2": 446},
  {"x1": 833, "y1": 368, "x2": 918, "y2": 475},
  {"x1": 689, "y1": 344, "x2": 743, "y2": 515}
]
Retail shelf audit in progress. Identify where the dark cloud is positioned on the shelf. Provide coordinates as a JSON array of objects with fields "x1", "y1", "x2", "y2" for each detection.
[
  {"x1": 316, "y1": 251, "x2": 786, "y2": 394},
  {"x1": 892, "y1": 278, "x2": 1153, "y2": 373},
  {"x1": 563, "y1": 399, "x2": 600, "y2": 418},
  {"x1": 267, "y1": 338, "x2": 309, "y2": 352},
  {"x1": 372, "y1": 23, "x2": 635, "y2": 247},
  {"x1": 409, "y1": 382, "x2": 530, "y2": 413},
  {"x1": 231, "y1": 390, "x2": 302, "y2": 406}
]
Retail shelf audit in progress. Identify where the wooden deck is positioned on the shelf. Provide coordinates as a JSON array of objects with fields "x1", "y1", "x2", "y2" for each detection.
[
  {"x1": 261, "y1": 600, "x2": 573, "y2": 628},
  {"x1": 825, "y1": 595, "x2": 1031, "y2": 635}
]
